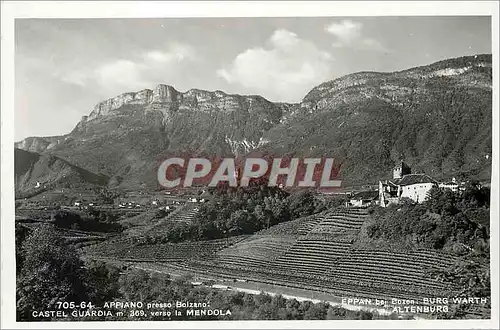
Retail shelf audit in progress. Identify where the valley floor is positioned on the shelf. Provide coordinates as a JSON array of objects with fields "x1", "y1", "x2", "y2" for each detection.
[{"x1": 17, "y1": 192, "x2": 491, "y2": 320}]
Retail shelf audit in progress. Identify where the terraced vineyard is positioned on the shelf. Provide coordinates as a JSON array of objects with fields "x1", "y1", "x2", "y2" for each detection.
[
  {"x1": 167, "y1": 208, "x2": 370, "y2": 279},
  {"x1": 133, "y1": 203, "x2": 201, "y2": 238},
  {"x1": 242, "y1": 208, "x2": 370, "y2": 277},
  {"x1": 310, "y1": 208, "x2": 368, "y2": 233},
  {"x1": 214, "y1": 235, "x2": 299, "y2": 270},
  {"x1": 255, "y1": 213, "x2": 325, "y2": 236},
  {"x1": 167, "y1": 203, "x2": 200, "y2": 223},
  {"x1": 84, "y1": 236, "x2": 247, "y2": 261},
  {"x1": 87, "y1": 206, "x2": 465, "y2": 313},
  {"x1": 173, "y1": 207, "x2": 458, "y2": 302},
  {"x1": 167, "y1": 258, "x2": 437, "y2": 302},
  {"x1": 271, "y1": 237, "x2": 353, "y2": 277},
  {"x1": 329, "y1": 249, "x2": 455, "y2": 296}
]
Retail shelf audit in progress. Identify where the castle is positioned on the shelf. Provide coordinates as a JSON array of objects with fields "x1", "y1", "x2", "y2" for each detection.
[{"x1": 378, "y1": 161, "x2": 438, "y2": 207}]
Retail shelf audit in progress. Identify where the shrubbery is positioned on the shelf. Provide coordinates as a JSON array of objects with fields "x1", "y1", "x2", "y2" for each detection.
[
  {"x1": 364, "y1": 183, "x2": 490, "y2": 253},
  {"x1": 362, "y1": 183, "x2": 491, "y2": 319},
  {"x1": 16, "y1": 226, "x2": 94, "y2": 321},
  {"x1": 50, "y1": 209, "x2": 122, "y2": 233}
]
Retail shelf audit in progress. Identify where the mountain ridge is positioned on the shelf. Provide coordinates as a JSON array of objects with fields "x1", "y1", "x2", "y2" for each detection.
[{"x1": 15, "y1": 54, "x2": 492, "y2": 190}]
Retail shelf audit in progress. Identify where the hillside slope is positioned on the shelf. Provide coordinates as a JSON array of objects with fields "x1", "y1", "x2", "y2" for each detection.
[
  {"x1": 14, "y1": 148, "x2": 108, "y2": 194},
  {"x1": 15, "y1": 54, "x2": 492, "y2": 188}
]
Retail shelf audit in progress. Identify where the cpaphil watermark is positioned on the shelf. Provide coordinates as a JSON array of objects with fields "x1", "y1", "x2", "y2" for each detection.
[{"x1": 156, "y1": 155, "x2": 342, "y2": 190}]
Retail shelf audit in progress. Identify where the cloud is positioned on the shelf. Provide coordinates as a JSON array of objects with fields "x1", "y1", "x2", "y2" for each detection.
[
  {"x1": 325, "y1": 20, "x2": 389, "y2": 52},
  {"x1": 59, "y1": 71, "x2": 89, "y2": 87},
  {"x1": 144, "y1": 43, "x2": 196, "y2": 63},
  {"x1": 217, "y1": 29, "x2": 334, "y2": 102},
  {"x1": 95, "y1": 59, "x2": 145, "y2": 91},
  {"x1": 359, "y1": 38, "x2": 388, "y2": 52},
  {"x1": 57, "y1": 43, "x2": 198, "y2": 94},
  {"x1": 326, "y1": 20, "x2": 363, "y2": 45}
]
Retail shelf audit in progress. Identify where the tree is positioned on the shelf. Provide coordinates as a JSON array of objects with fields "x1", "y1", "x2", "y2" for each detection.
[
  {"x1": 155, "y1": 208, "x2": 168, "y2": 219},
  {"x1": 17, "y1": 226, "x2": 89, "y2": 321},
  {"x1": 326, "y1": 306, "x2": 346, "y2": 320},
  {"x1": 84, "y1": 261, "x2": 121, "y2": 305},
  {"x1": 264, "y1": 196, "x2": 289, "y2": 226},
  {"x1": 457, "y1": 182, "x2": 490, "y2": 209},
  {"x1": 51, "y1": 210, "x2": 81, "y2": 229},
  {"x1": 430, "y1": 250, "x2": 490, "y2": 319},
  {"x1": 287, "y1": 191, "x2": 317, "y2": 219},
  {"x1": 15, "y1": 224, "x2": 29, "y2": 274},
  {"x1": 227, "y1": 210, "x2": 258, "y2": 235},
  {"x1": 118, "y1": 268, "x2": 171, "y2": 302},
  {"x1": 425, "y1": 187, "x2": 458, "y2": 215},
  {"x1": 355, "y1": 310, "x2": 373, "y2": 320},
  {"x1": 304, "y1": 302, "x2": 328, "y2": 319},
  {"x1": 93, "y1": 187, "x2": 119, "y2": 205}
]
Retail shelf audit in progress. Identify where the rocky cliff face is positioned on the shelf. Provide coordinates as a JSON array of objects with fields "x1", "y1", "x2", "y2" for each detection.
[
  {"x1": 18, "y1": 85, "x2": 294, "y2": 152},
  {"x1": 86, "y1": 84, "x2": 285, "y2": 121},
  {"x1": 300, "y1": 54, "x2": 492, "y2": 114}
]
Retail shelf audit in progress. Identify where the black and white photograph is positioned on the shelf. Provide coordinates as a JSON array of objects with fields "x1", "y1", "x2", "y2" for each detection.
[{"x1": 1, "y1": 1, "x2": 498, "y2": 329}]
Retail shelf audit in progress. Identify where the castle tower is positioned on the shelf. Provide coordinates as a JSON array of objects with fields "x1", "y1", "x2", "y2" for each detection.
[{"x1": 393, "y1": 161, "x2": 411, "y2": 179}]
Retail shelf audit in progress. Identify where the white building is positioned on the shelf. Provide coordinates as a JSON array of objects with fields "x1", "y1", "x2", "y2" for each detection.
[
  {"x1": 398, "y1": 178, "x2": 437, "y2": 202},
  {"x1": 379, "y1": 161, "x2": 438, "y2": 207},
  {"x1": 438, "y1": 177, "x2": 461, "y2": 192}
]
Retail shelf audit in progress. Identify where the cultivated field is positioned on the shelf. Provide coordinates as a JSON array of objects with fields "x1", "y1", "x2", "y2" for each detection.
[{"x1": 82, "y1": 206, "x2": 467, "y2": 315}]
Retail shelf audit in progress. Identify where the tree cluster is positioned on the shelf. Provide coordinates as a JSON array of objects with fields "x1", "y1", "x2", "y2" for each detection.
[
  {"x1": 16, "y1": 226, "x2": 117, "y2": 321},
  {"x1": 50, "y1": 209, "x2": 122, "y2": 233},
  {"x1": 144, "y1": 185, "x2": 338, "y2": 243},
  {"x1": 365, "y1": 183, "x2": 490, "y2": 253}
]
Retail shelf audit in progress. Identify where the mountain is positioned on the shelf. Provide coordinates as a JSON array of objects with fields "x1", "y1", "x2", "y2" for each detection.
[
  {"x1": 260, "y1": 54, "x2": 492, "y2": 184},
  {"x1": 15, "y1": 54, "x2": 492, "y2": 189},
  {"x1": 15, "y1": 86, "x2": 297, "y2": 188},
  {"x1": 14, "y1": 148, "x2": 108, "y2": 195},
  {"x1": 14, "y1": 136, "x2": 65, "y2": 154}
]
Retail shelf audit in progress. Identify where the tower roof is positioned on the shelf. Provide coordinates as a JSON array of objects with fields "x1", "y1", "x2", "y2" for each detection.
[{"x1": 394, "y1": 160, "x2": 410, "y2": 169}]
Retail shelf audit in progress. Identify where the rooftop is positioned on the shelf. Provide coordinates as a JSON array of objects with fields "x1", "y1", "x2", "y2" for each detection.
[
  {"x1": 390, "y1": 174, "x2": 437, "y2": 186},
  {"x1": 351, "y1": 190, "x2": 379, "y2": 200}
]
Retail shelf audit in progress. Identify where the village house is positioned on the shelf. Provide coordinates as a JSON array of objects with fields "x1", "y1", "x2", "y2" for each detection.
[
  {"x1": 348, "y1": 191, "x2": 379, "y2": 207},
  {"x1": 438, "y1": 177, "x2": 462, "y2": 192},
  {"x1": 379, "y1": 161, "x2": 438, "y2": 207}
]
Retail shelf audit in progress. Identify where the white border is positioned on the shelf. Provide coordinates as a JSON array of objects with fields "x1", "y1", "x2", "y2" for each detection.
[{"x1": 1, "y1": 1, "x2": 499, "y2": 329}]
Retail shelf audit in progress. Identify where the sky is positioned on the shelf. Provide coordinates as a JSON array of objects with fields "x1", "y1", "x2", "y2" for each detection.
[{"x1": 15, "y1": 16, "x2": 491, "y2": 141}]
